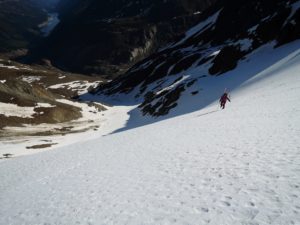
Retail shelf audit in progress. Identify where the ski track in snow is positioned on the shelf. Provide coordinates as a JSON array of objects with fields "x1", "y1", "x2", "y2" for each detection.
[{"x1": 0, "y1": 45, "x2": 300, "y2": 224}]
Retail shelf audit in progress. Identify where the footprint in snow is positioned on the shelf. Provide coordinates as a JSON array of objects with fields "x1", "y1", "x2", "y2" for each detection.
[
  {"x1": 201, "y1": 207, "x2": 209, "y2": 212},
  {"x1": 221, "y1": 201, "x2": 231, "y2": 207}
]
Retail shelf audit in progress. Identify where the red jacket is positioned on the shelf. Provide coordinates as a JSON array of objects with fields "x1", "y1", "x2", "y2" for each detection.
[{"x1": 220, "y1": 93, "x2": 230, "y2": 103}]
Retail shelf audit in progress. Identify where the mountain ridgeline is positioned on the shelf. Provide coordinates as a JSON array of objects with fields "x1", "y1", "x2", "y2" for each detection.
[{"x1": 34, "y1": 0, "x2": 218, "y2": 77}]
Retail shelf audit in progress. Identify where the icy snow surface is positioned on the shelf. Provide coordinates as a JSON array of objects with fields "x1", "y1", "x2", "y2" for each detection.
[{"x1": 0, "y1": 42, "x2": 300, "y2": 224}]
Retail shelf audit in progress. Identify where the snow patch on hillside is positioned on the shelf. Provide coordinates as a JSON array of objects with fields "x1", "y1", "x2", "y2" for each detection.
[
  {"x1": 21, "y1": 76, "x2": 43, "y2": 83},
  {"x1": 49, "y1": 80, "x2": 102, "y2": 95},
  {"x1": 0, "y1": 103, "x2": 36, "y2": 118},
  {"x1": 0, "y1": 64, "x2": 19, "y2": 70},
  {"x1": 156, "y1": 75, "x2": 190, "y2": 95}
]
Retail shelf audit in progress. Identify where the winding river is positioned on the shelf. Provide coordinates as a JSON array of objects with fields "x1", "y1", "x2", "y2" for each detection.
[{"x1": 40, "y1": 12, "x2": 60, "y2": 37}]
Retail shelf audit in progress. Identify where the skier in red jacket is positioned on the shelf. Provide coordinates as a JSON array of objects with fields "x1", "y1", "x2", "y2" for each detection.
[{"x1": 219, "y1": 92, "x2": 231, "y2": 109}]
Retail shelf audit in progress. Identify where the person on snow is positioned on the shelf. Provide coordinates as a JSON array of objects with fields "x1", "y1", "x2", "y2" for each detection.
[{"x1": 219, "y1": 91, "x2": 230, "y2": 109}]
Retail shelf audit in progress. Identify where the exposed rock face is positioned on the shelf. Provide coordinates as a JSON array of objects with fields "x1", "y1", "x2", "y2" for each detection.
[
  {"x1": 96, "y1": 0, "x2": 300, "y2": 116},
  {"x1": 209, "y1": 46, "x2": 244, "y2": 75},
  {"x1": 0, "y1": 0, "x2": 47, "y2": 52},
  {"x1": 34, "y1": 0, "x2": 217, "y2": 77}
]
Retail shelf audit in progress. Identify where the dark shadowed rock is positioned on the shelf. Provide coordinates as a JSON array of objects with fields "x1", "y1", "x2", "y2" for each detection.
[
  {"x1": 276, "y1": 8, "x2": 300, "y2": 47},
  {"x1": 209, "y1": 46, "x2": 244, "y2": 75}
]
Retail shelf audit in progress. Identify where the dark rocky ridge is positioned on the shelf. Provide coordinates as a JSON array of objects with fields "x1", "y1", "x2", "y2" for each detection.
[
  {"x1": 96, "y1": 0, "x2": 300, "y2": 116},
  {"x1": 32, "y1": 0, "x2": 217, "y2": 77}
]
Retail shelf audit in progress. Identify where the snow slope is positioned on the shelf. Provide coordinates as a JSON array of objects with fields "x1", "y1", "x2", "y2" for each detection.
[
  {"x1": 0, "y1": 43, "x2": 300, "y2": 224},
  {"x1": 0, "y1": 102, "x2": 130, "y2": 158}
]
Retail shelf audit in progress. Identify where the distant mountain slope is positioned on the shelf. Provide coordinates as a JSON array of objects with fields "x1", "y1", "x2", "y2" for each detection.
[
  {"x1": 95, "y1": 0, "x2": 300, "y2": 117},
  {"x1": 34, "y1": 0, "x2": 217, "y2": 77},
  {"x1": 0, "y1": 58, "x2": 106, "y2": 137},
  {"x1": 0, "y1": 0, "x2": 47, "y2": 52}
]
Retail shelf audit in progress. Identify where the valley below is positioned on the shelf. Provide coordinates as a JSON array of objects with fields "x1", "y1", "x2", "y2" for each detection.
[{"x1": 0, "y1": 58, "x2": 107, "y2": 157}]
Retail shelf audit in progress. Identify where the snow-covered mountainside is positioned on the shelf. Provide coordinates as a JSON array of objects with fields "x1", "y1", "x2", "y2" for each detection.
[
  {"x1": 0, "y1": 39, "x2": 299, "y2": 224},
  {"x1": 97, "y1": 0, "x2": 300, "y2": 117}
]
